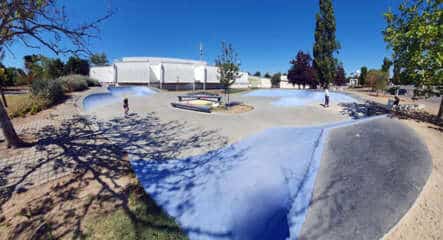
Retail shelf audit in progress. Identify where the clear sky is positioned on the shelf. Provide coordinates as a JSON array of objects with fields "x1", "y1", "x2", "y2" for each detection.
[{"x1": 3, "y1": 0, "x2": 401, "y2": 76}]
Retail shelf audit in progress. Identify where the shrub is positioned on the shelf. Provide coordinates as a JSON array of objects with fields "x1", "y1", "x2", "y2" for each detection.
[
  {"x1": 58, "y1": 74, "x2": 99, "y2": 92},
  {"x1": 58, "y1": 74, "x2": 89, "y2": 92},
  {"x1": 85, "y1": 77, "x2": 100, "y2": 87},
  {"x1": 31, "y1": 78, "x2": 65, "y2": 104}
]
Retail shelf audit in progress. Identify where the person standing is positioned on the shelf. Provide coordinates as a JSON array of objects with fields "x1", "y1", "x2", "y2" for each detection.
[
  {"x1": 324, "y1": 87, "x2": 330, "y2": 107},
  {"x1": 123, "y1": 98, "x2": 129, "y2": 116}
]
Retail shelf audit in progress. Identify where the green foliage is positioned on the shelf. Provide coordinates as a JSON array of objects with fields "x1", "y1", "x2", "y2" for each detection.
[
  {"x1": 384, "y1": 0, "x2": 442, "y2": 90},
  {"x1": 58, "y1": 74, "x2": 98, "y2": 92},
  {"x1": 84, "y1": 185, "x2": 187, "y2": 240},
  {"x1": 313, "y1": 0, "x2": 340, "y2": 87},
  {"x1": 64, "y1": 56, "x2": 90, "y2": 75},
  {"x1": 334, "y1": 64, "x2": 346, "y2": 86},
  {"x1": 24, "y1": 54, "x2": 44, "y2": 81},
  {"x1": 271, "y1": 73, "x2": 281, "y2": 88},
  {"x1": 5, "y1": 67, "x2": 26, "y2": 86},
  {"x1": 31, "y1": 78, "x2": 65, "y2": 104},
  {"x1": 359, "y1": 66, "x2": 368, "y2": 86},
  {"x1": 43, "y1": 58, "x2": 65, "y2": 79},
  {"x1": 90, "y1": 52, "x2": 108, "y2": 66},
  {"x1": 253, "y1": 71, "x2": 261, "y2": 77},
  {"x1": 367, "y1": 69, "x2": 389, "y2": 93},
  {"x1": 264, "y1": 73, "x2": 271, "y2": 78},
  {"x1": 58, "y1": 75, "x2": 89, "y2": 92},
  {"x1": 288, "y1": 51, "x2": 318, "y2": 88},
  {"x1": 381, "y1": 57, "x2": 393, "y2": 73}
]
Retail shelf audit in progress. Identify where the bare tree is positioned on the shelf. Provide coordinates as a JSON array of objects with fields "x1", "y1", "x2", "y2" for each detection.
[
  {"x1": 0, "y1": 0, "x2": 112, "y2": 148},
  {"x1": 215, "y1": 41, "x2": 241, "y2": 107}
]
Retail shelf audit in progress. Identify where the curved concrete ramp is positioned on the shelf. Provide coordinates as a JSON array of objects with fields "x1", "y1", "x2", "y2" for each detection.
[{"x1": 299, "y1": 117, "x2": 432, "y2": 240}]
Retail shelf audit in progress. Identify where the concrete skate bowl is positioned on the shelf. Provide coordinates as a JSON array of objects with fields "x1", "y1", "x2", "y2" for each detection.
[
  {"x1": 128, "y1": 116, "x2": 431, "y2": 240},
  {"x1": 244, "y1": 89, "x2": 358, "y2": 107},
  {"x1": 82, "y1": 86, "x2": 156, "y2": 111}
]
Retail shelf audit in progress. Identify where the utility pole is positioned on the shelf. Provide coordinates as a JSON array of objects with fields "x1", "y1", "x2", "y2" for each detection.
[{"x1": 199, "y1": 42, "x2": 204, "y2": 61}]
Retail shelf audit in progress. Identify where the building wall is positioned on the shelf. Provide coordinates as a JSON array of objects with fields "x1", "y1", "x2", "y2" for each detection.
[
  {"x1": 232, "y1": 72, "x2": 250, "y2": 88},
  {"x1": 115, "y1": 61, "x2": 150, "y2": 84},
  {"x1": 89, "y1": 66, "x2": 115, "y2": 83},
  {"x1": 90, "y1": 57, "x2": 249, "y2": 90}
]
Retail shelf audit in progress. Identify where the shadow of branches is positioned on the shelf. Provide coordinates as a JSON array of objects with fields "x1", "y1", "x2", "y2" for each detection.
[
  {"x1": 0, "y1": 112, "x2": 226, "y2": 239},
  {"x1": 338, "y1": 102, "x2": 390, "y2": 119},
  {"x1": 339, "y1": 101, "x2": 443, "y2": 131}
]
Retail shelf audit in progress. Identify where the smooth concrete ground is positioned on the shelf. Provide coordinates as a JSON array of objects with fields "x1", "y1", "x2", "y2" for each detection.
[
  {"x1": 81, "y1": 87, "x2": 432, "y2": 240},
  {"x1": 299, "y1": 117, "x2": 432, "y2": 240},
  {"x1": 84, "y1": 88, "x2": 350, "y2": 152}
]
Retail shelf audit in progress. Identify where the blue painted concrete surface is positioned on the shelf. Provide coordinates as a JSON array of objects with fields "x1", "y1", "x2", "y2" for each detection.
[
  {"x1": 245, "y1": 89, "x2": 357, "y2": 106},
  {"x1": 83, "y1": 86, "x2": 156, "y2": 111},
  {"x1": 131, "y1": 126, "x2": 326, "y2": 240}
]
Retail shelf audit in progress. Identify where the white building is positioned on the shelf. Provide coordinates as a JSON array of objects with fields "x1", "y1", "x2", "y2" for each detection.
[{"x1": 90, "y1": 57, "x2": 249, "y2": 90}]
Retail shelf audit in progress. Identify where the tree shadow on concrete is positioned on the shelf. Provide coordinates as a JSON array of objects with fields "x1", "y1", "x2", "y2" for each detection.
[
  {"x1": 339, "y1": 101, "x2": 443, "y2": 131},
  {"x1": 392, "y1": 110, "x2": 443, "y2": 130},
  {"x1": 0, "y1": 112, "x2": 227, "y2": 239},
  {"x1": 338, "y1": 102, "x2": 390, "y2": 119}
]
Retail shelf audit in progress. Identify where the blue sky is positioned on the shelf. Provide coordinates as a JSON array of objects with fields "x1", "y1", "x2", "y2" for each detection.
[{"x1": 3, "y1": 0, "x2": 400, "y2": 76}]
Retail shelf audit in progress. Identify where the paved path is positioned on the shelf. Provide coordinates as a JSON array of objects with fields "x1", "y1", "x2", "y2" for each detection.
[{"x1": 0, "y1": 94, "x2": 83, "y2": 193}]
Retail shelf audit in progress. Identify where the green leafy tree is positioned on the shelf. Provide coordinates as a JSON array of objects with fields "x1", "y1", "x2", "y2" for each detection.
[
  {"x1": 65, "y1": 56, "x2": 90, "y2": 75},
  {"x1": 0, "y1": 0, "x2": 112, "y2": 148},
  {"x1": 359, "y1": 66, "x2": 368, "y2": 86},
  {"x1": 381, "y1": 57, "x2": 393, "y2": 73},
  {"x1": 367, "y1": 69, "x2": 389, "y2": 95},
  {"x1": 384, "y1": 0, "x2": 443, "y2": 119},
  {"x1": 334, "y1": 64, "x2": 346, "y2": 86},
  {"x1": 90, "y1": 53, "x2": 109, "y2": 66},
  {"x1": 253, "y1": 71, "x2": 261, "y2": 77},
  {"x1": 271, "y1": 73, "x2": 281, "y2": 88},
  {"x1": 24, "y1": 54, "x2": 44, "y2": 82},
  {"x1": 313, "y1": 0, "x2": 340, "y2": 88},
  {"x1": 264, "y1": 73, "x2": 271, "y2": 78},
  {"x1": 288, "y1": 51, "x2": 318, "y2": 89},
  {"x1": 215, "y1": 41, "x2": 241, "y2": 107},
  {"x1": 46, "y1": 58, "x2": 65, "y2": 79}
]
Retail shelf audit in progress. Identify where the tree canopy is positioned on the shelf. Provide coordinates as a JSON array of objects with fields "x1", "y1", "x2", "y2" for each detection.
[
  {"x1": 313, "y1": 0, "x2": 340, "y2": 87},
  {"x1": 288, "y1": 51, "x2": 318, "y2": 89},
  {"x1": 384, "y1": 0, "x2": 442, "y2": 118},
  {"x1": 65, "y1": 56, "x2": 90, "y2": 76},
  {"x1": 271, "y1": 73, "x2": 281, "y2": 88},
  {"x1": 334, "y1": 64, "x2": 346, "y2": 86},
  {"x1": 359, "y1": 66, "x2": 368, "y2": 86},
  {"x1": 90, "y1": 53, "x2": 109, "y2": 66}
]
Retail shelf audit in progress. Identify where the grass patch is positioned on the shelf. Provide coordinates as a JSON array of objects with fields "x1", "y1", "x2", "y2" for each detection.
[
  {"x1": 84, "y1": 184, "x2": 188, "y2": 240},
  {"x1": 5, "y1": 94, "x2": 49, "y2": 118}
]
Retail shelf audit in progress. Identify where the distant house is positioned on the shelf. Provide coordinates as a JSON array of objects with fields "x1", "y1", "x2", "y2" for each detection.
[
  {"x1": 89, "y1": 57, "x2": 249, "y2": 90},
  {"x1": 248, "y1": 76, "x2": 272, "y2": 88},
  {"x1": 348, "y1": 71, "x2": 360, "y2": 87}
]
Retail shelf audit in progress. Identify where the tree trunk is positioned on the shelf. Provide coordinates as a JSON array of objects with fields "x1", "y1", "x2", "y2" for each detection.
[
  {"x1": 0, "y1": 88, "x2": 8, "y2": 108},
  {"x1": 0, "y1": 101, "x2": 24, "y2": 148},
  {"x1": 438, "y1": 96, "x2": 443, "y2": 120}
]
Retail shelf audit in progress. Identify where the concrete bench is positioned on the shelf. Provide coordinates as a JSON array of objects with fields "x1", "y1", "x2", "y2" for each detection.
[{"x1": 178, "y1": 95, "x2": 222, "y2": 102}]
